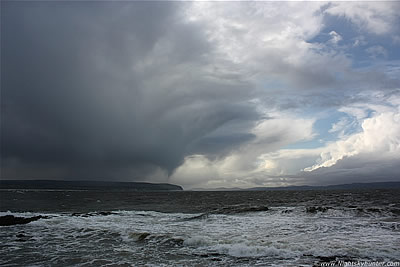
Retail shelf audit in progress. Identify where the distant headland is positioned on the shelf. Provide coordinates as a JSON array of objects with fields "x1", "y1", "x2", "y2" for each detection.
[
  {"x1": 192, "y1": 181, "x2": 400, "y2": 191},
  {"x1": 0, "y1": 180, "x2": 183, "y2": 191}
]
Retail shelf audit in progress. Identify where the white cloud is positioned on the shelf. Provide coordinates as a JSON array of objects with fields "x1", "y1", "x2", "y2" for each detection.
[
  {"x1": 258, "y1": 148, "x2": 323, "y2": 177},
  {"x1": 184, "y1": 1, "x2": 352, "y2": 91},
  {"x1": 171, "y1": 113, "x2": 315, "y2": 189},
  {"x1": 328, "y1": 116, "x2": 352, "y2": 137},
  {"x1": 338, "y1": 106, "x2": 369, "y2": 120},
  {"x1": 329, "y1": 31, "x2": 342, "y2": 44},
  {"x1": 352, "y1": 36, "x2": 367, "y2": 47},
  {"x1": 305, "y1": 99, "x2": 400, "y2": 172},
  {"x1": 366, "y1": 45, "x2": 388, "y2": 59},
  {"x1": 324, "y1": 2, "x2": 400, "y2": 35}
]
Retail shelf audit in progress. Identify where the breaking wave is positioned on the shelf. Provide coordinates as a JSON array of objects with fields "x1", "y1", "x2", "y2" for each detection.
[{"x1": 1, "y1": 202, "x2": 399, "y2": 266}]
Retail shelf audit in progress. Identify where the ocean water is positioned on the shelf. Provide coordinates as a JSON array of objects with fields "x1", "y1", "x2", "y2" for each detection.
[{"x1": 1, "y1": 189, "x2": 399, "y2": 266}]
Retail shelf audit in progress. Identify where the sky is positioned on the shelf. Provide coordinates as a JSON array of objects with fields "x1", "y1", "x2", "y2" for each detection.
[{"x1": 1, "y1": 1, "x2": 400, "y2": 189}]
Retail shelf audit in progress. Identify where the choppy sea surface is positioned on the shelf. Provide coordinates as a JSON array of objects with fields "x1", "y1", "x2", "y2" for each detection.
[{"x1": 1, "y1": 189, "x2": 400, "y2": 266}]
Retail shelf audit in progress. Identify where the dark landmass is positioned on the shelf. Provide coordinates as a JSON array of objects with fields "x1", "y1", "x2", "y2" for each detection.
[
  {"x1": 0, "y1": 180, "x2": 183, "y2": 191},
  {"x1": 194, "y1": 181, "x2": 400, "y2": 191},
  {"x1": 248, "y1": 181, "x2": 400, "y2": 191},
  {"x1": 191, "y1": 187, "x2": 243, "y2": 191}
]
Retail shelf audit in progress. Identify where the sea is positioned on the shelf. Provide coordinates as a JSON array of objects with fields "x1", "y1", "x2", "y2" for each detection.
[{"x1": 1, "y1": 189, "x2": 399, "y2": 266}]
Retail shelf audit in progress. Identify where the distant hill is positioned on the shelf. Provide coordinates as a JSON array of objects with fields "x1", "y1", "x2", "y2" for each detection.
[
  {"x1": 191, "y1": 187, "x2": 243, "y2": 191},
  {"x1": 247, "y1": 181, "x2": 400, "y2": 191},
  {"x1": 192, "y1": 181, "x2": 400, "y2": 191},
  {"x1": 0, "y1": 180, "x2": 183, "y2": 191}
]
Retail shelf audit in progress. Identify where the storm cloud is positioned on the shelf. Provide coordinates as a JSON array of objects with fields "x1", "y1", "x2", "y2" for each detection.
[
  {"x1": 1, "y1": 2, "x2": 261, "y2": 180},
  {"x1": 1, "y1": 2, "x2": 400, "y2": 188}
]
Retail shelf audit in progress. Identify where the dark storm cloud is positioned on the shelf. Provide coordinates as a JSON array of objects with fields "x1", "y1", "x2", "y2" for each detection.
[{"x1": 1, "y1": 1, "x2": 261, "y2": 180}]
